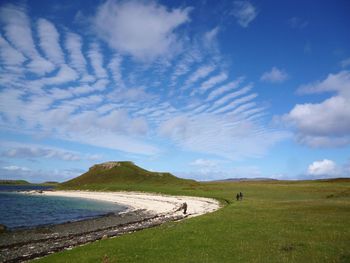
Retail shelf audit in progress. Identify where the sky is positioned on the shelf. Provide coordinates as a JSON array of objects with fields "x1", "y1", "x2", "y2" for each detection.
[{"x1": 0, "y1": 0, "x2": 350, "y2": 182}]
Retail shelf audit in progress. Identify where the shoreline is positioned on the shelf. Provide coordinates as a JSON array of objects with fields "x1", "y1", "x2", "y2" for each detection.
[
  {"x1": 0, "y1": 190, "x2": 220, "y2": 263},
  {"x1": 37, "y1": 190, "x2": 220, "y2": 217}
]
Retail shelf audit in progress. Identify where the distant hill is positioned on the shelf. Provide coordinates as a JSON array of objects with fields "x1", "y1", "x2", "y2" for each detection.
[
  {"x1": 213, "y1": 177, "x2": 277, "y2": 182},
  {"x1": 60, "y1": 161, "x2": 197, "y2": 190},
  {"x1": 42, "y1": 181, "x2": 60, "y2": 185},
  {"x1": 315, "y1": 177, "x2": 350, "y2": 183},
  {"x1": 0, "y1": 179, "x2": 30, "y2": 185},
  {"x1": 214, "y1": 177, "x2": 350, "y2": 183}
]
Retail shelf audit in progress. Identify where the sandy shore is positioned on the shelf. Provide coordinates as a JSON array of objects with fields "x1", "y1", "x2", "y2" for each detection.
[
  {"x1": 39, "y1": 190, "x2": 220, "y2": 218},
  {"x1": 0, "y1": 191, "x2": 220, "y2": 262}
]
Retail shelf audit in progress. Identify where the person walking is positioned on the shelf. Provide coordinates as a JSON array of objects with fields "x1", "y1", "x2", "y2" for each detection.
[
  {"x1": 239, "y1": 192, "x2": 243, "y2": 201},
  {"x1": 182, "y1": 202, "x2": 187, "y2": 214},
  {"x1": 236, "y1": 193, "x2": 240, "y2": 201}
]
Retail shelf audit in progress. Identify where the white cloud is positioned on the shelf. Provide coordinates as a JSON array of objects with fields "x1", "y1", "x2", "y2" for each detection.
[
  {"x1": 212, "y1": 93, "x2": 257, "y2": 114},
  {"x1": 204, "y1": 26, "x2": 220, "y2": 46},
  {"x1": 108, "y1": 54, "x2": 125, "y2": 88},
  {"x1": 184, "y1": 65, "x2": 215, "y2": 88},
  {"x1": 297, "y1": 70, "x2": 350, "y2": 97},
  {"x1": 210, "y1": 84, "x2": 253, "y2": 110},
  {"x1": 37, "y1": 18, "x2": 65, "y2": 65},
  {"x1": 0, "y1": 4, "x2": 55, "y2": 74},
  {"x1": 340, "y1": 57, "x2": 350, "y2": 68},
  {"x1": 283, "y1": 70, "x2": 350, "y2": 147},
  {"x1": 229, "y1": 102, "x2": 256, "y2": 116},
  {"x1": 307, "y1": 159, "x2": 339, "y2": 177},
  {"x1": 159, "y1": 114, "x2": 288, "y2": 160},
  {"x1": 0, "y1": 4, "x2": 36, "y2": 58},
  {"x1": 0, "y1": 86, "x2": 159, "y2": 156},
  {"x1": 97, "y1": 109, "x2": 148, "y2": 135},
  {"x1": 0, "y1": 2, "x2": 290, "y2": 168},
  {"x1": 170, "y1": 49, "x2": 202, "y2": 86},
  {"x1": 93, "y1": 0, "x2": 191, "y2": 61},
  {"x1": 88, "y1": 43, "x2": 107, "y2": 79},
  {"x1": 73, "y1": 131, "x2": 159, "y2": 156},
  {"x1": 286, "y1": 96, "x2": 350, "y2": 136},
  {"x1": 3, "y1": 165, "x2": 30, "y2": 172},
  {"x1": 206, "y1": 77, "x2": 244, "y2": 101},
  {"x1": 65, "y1": 32, "x2": 87, "y2": 73},
  {"x1": 26, "y1": 57, "x2": 55, "y2": 75},
  {"x1": 199, "y1": 72, "x2": 228, "y2": 93},
  {"x1": 110, "y1": 87, "x2": 155, "y2": 102},
  {"x1": 0, "y1": 142, "x2": 103, "y2": 162},
  {"x1": 232, "y1": 1, "x2": 257, "y2": 28},
  {"x1": 2, "y1": 145, "x2": 81, "y2": 161},
  {"x1": 260, "y1": 67, "x2": 288, "y2": 83},
  {"x1": 296, "y1": 135, "x2": 350, "y2": 148},
  {"x1": 0, "y1": 35, "x2": 26, "y2": 66},
  {"x1": 31, "y1": 64, "x2": 79, "y2": 88},
  {"x1": 91, "y1": 78, "x2": 109, "y2": 91}
]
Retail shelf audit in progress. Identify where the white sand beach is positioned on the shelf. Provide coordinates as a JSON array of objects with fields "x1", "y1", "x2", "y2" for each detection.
[{"x1": 40, "y1": 190, "x2": 220, "y2": 218}]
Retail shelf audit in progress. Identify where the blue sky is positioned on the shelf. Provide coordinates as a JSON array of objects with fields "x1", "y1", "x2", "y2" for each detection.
[{"x1": 0, "y1": 0, "x2": 350, "y2": 182}]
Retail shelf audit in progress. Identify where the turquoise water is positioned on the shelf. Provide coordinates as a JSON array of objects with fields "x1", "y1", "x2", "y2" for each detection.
[{"x1": 0, "y1": 185, "x2": 127, "y2": 229}]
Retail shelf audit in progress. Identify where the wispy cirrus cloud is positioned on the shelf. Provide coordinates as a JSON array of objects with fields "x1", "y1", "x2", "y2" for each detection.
[{"x1": 231, "y1": 1, "x2": 257, "y2": 28}]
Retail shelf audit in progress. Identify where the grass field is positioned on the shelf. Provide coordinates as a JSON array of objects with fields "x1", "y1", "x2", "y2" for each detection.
[{"x1": 33, "y1": 179, "x2": 350, "y2": 263}]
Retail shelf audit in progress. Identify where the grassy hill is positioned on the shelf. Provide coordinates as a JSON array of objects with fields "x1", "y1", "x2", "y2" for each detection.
[
  {"x1": 0, "y1": 179, "x2": 30, "y2": 185},
  {"x1": 59, "y1": 161, "x2": 198, "y2": 193}
]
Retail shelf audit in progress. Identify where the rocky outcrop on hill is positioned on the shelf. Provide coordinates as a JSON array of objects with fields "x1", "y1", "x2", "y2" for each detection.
[{"x1": 89, "y1": 161, "x2": 133, "y2": 171}]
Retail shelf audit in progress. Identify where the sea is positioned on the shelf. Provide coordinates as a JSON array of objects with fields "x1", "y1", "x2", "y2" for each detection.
[{"x1": 0, "y1": 185, "x2": 127, "y2": 229}]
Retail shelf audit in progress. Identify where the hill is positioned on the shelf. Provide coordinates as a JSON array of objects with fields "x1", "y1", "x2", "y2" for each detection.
[
  {"x1": 316, "y1": 177, "x2": 350, "y2": 183},
  {"x1": 60, "y1": 161, "x2": 198, "y2": 192},
  {"x1": 0, "y1": 179, "x2": 30, "y2": 185},
  {"x1": 41, "y1": 181, "x2": 60, "y2": 186},
  {"x1": 213, "y1": 177, "x2": 277, "y2": 182}
]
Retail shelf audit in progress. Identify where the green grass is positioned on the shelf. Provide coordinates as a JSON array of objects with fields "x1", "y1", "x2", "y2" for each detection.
[{"x1": 34, "y1": 180, "x2": 350, "y2": 263}]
